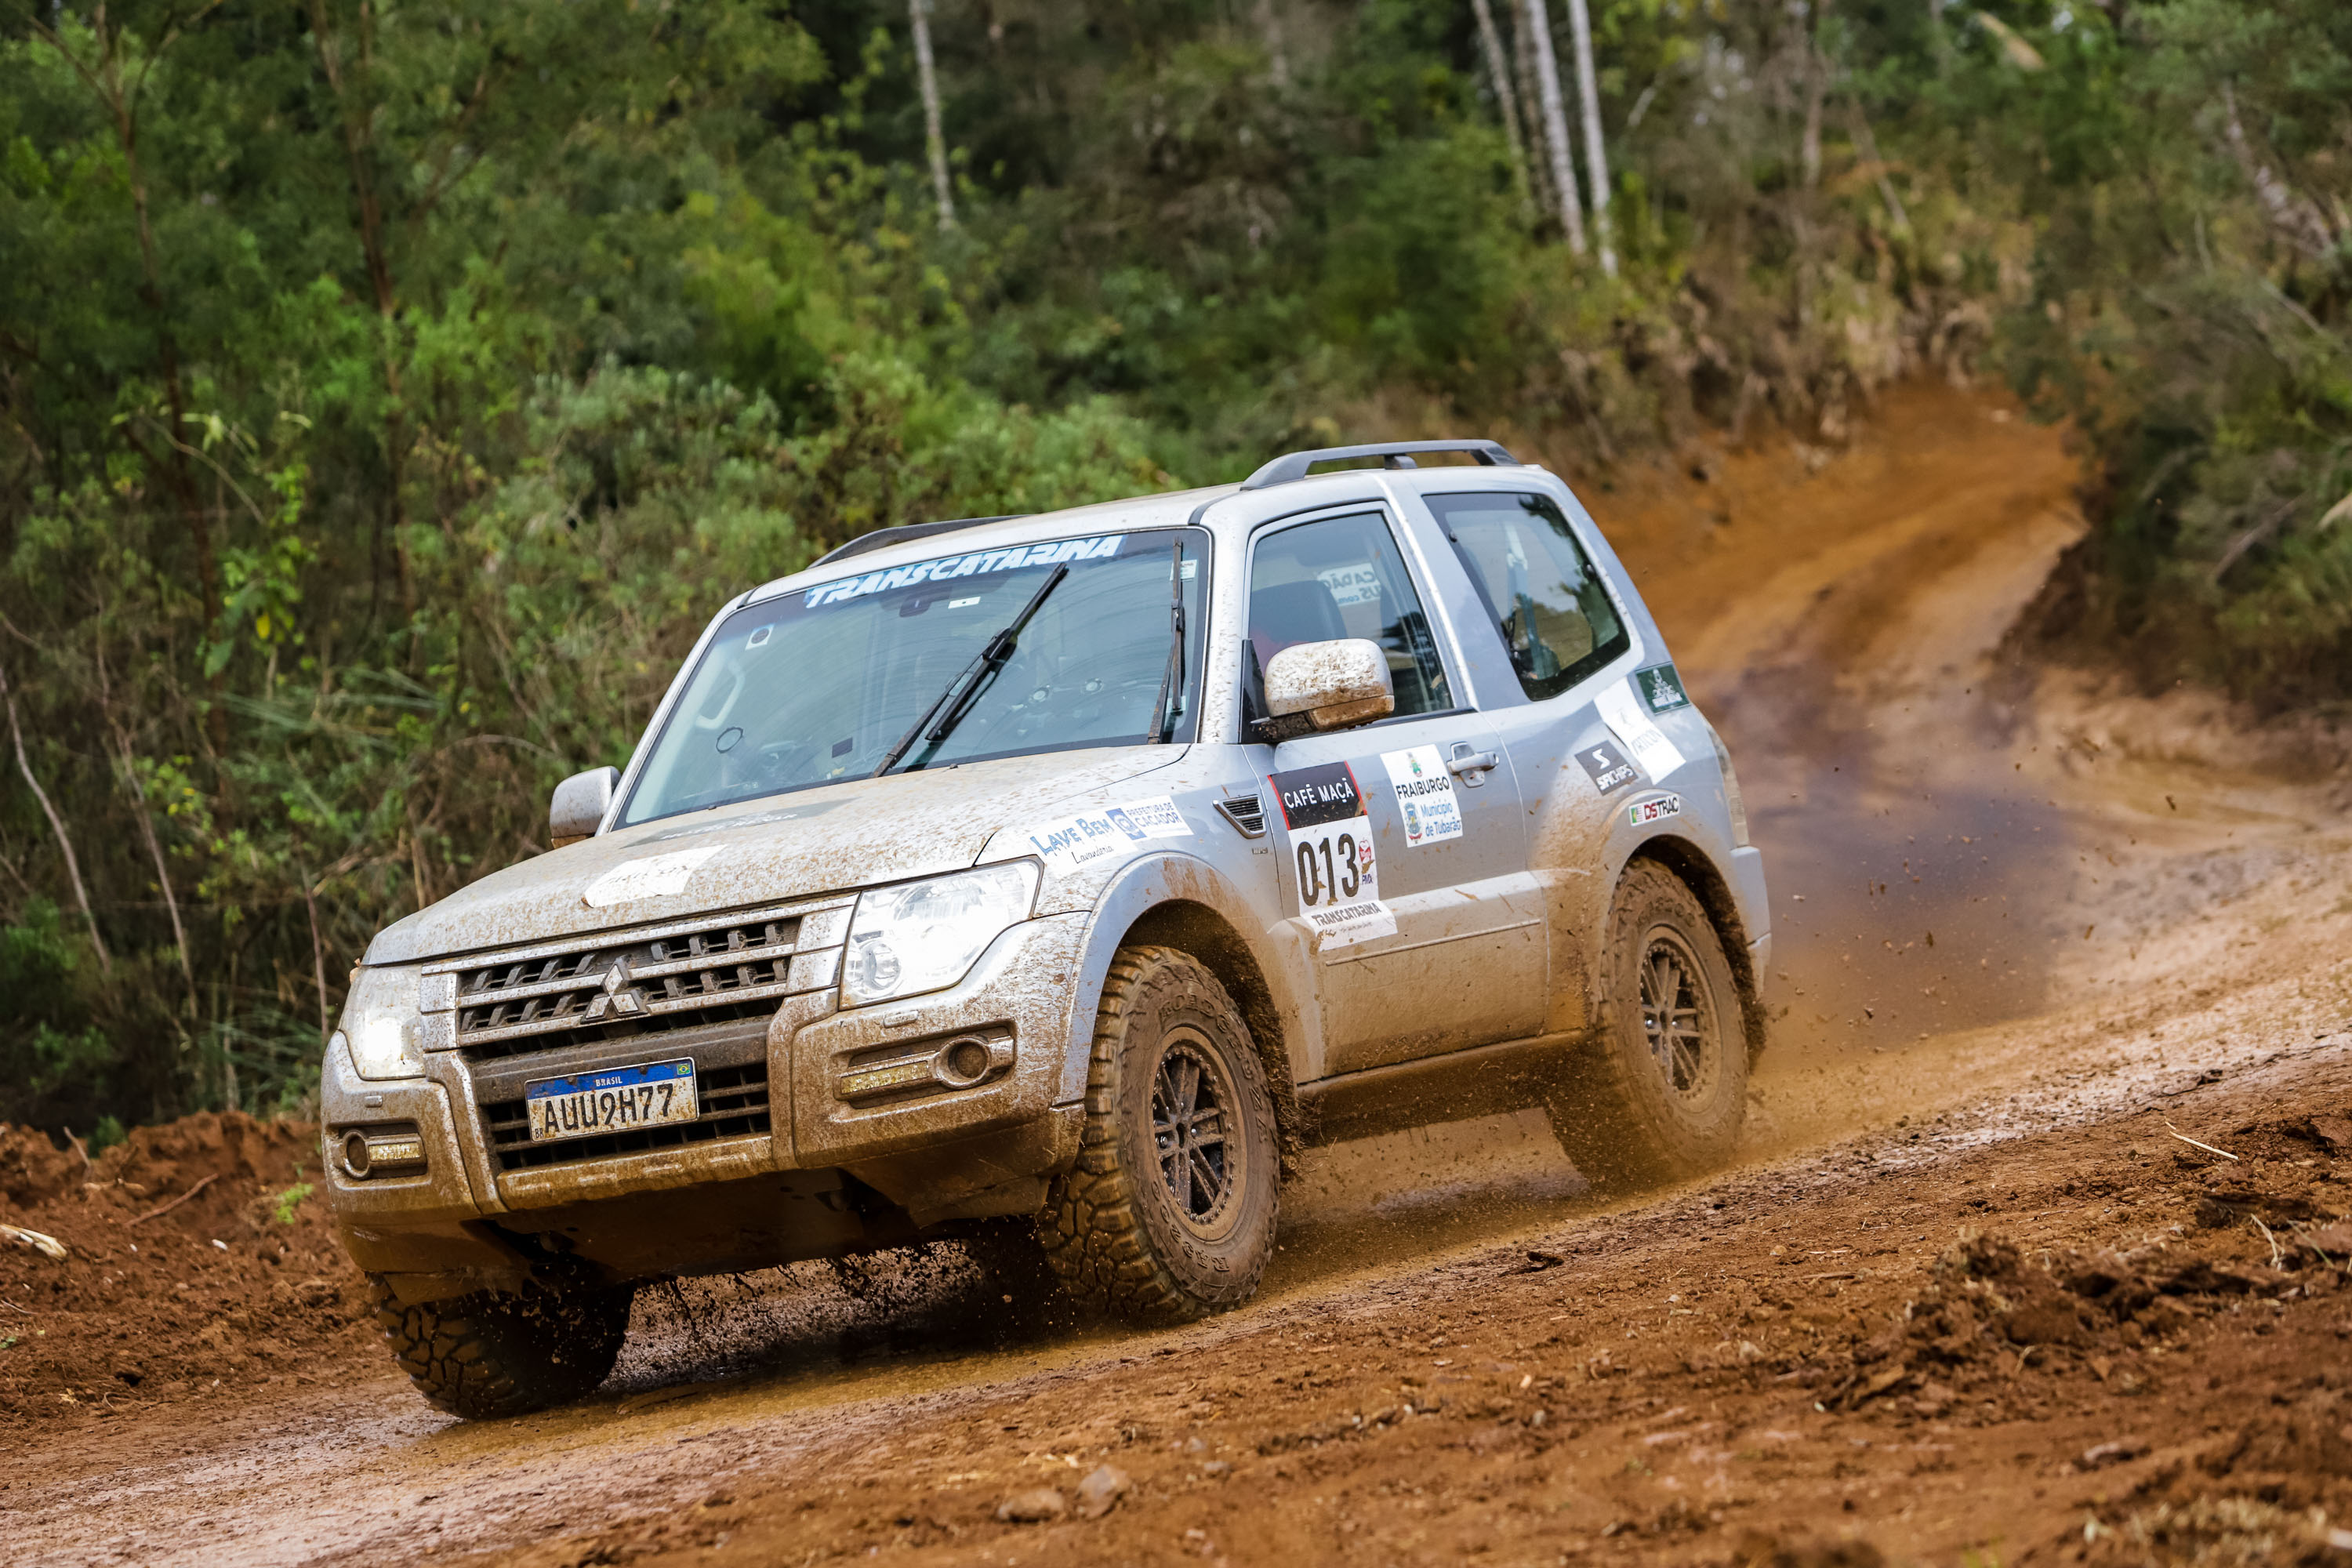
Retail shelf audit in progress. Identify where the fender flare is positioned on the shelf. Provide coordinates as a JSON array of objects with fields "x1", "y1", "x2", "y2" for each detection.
[{"x1": 1058, "y1": 851, "x2": 1316, "y2": 1157}]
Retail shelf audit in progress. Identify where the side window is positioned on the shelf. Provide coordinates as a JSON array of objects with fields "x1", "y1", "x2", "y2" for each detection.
[
  {"x1": 1246, "y1": 511, "x2": 1453, "y2": 718},
  {"x1": 1425, "y1": 492, "x2": 1629, "y2": 702}
]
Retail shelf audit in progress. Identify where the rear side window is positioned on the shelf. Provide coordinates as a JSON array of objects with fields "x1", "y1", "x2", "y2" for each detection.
[
  {"x1": 1425, "y1": 492, "x2": 1628, "y2": 702},
  {"x1": 1247, "y1": 511, "x2": 1453, "y2": 718}
]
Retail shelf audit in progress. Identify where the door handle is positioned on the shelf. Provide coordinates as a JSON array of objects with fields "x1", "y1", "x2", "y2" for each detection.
[{"x1": 1446, "y1": 746, "x2": 1500, "y2": 786}]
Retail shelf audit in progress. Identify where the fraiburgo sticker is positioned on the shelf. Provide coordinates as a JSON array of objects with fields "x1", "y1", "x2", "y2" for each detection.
[{"x1": 1379, "y1": 744, "x2": 1464, "y2": 846}]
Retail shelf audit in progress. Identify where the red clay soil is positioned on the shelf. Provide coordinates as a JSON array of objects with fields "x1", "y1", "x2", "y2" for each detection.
[
  {"x1": 464, "y1": 1058, "x2": 2352, "y2": 1568},
  {"x1": 0, "y1": 1112, "x2": 376, "y2": 1423}
]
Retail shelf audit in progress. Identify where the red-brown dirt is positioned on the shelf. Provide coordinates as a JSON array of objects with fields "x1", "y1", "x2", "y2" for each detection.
[{"x1": 0, "y1": 1114, "x2": 376, "y2": 1425}]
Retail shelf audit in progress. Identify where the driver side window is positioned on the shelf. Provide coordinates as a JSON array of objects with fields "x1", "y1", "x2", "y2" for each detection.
[{"x1": 1246, "y1": 511, "x2": 1453, "y2": 719}]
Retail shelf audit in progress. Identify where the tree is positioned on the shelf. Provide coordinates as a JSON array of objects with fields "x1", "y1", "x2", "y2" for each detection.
[
  {"x1": 1522, "y1": 0, "x2": 1587, "y2": 255},
  {"x1": 1563, "y1": 0, "x2": 1613, "y2": 276}
]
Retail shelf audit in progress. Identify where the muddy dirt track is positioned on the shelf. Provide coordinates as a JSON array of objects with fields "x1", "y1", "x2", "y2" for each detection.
[{"x1": 5, "y1": 384, "x2": 2351, "y2": 1568}]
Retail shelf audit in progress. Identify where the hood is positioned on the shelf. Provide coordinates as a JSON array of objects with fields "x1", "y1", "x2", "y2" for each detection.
[{"x1": 364, "y1": 746, "x2": 1187, "y2": 966}]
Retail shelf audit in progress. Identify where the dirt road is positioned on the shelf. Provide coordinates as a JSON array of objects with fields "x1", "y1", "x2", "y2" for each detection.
[{"x1": 5, "y1": 386, "x2": 2348, "y2": 1567}]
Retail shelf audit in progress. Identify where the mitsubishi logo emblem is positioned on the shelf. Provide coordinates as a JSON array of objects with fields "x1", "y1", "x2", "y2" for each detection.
[{"x1": 583, "y1": 955, "x2": 647, "y2": 1021}]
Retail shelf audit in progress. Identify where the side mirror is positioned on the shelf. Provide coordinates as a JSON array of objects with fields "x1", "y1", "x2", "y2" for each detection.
[
  {"x1": 550, "y1": 767, "x2": 619, "y2": 848},
  {"x1": 1261, "y1": 638, "x2": 1395, "y2": 737}
]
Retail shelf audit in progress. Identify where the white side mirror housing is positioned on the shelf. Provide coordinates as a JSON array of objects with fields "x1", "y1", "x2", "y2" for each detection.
[
  {"x1": 550, "y1": 767, "x2": 618, "y2": 848},
  {"x1": 1263, "y1": 638, "x2": 1395, "y2": 734}
]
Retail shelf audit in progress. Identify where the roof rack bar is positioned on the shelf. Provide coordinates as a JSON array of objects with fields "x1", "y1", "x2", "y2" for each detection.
[
  {"x1": 1239, "y1": 439, "x2": 1519, "y2": 492},
  {"x1": 811, "y1": 516, "x2": 1026, "y2": 567}
]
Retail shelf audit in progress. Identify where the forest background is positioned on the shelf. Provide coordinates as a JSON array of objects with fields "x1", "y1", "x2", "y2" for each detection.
[{"x1": 0, "y1": 0, "x2": 2345, "y2": 1138}]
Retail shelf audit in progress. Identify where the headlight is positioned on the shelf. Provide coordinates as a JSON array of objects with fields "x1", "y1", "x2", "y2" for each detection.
[
  {"x1": 844, "y1": 863, "x2": 1040, "y2": 1006},
  {"x1": 335, "y1": 965, "x2": 426, "y2": 1080}
]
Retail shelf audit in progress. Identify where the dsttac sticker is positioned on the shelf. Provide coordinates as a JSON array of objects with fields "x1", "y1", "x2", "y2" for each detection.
[
  {"x1": 1626, "y1": 793, "x2": 1683, "y2": 828},
  {"x1": 1379, "y1": 745, "x2": 1464, "y2": 846},
  {"x1": 580, "y1": 847, "x2": 720, "y2": 909},
  {"x1": 1268, "y1": 762, "x2": 1396, "y2": 949},
  {"x1": 1018, "y1": 794, "x2": 1192, "y2": 877}
]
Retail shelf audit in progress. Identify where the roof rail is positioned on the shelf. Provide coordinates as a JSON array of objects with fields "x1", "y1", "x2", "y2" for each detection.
[
  {"x1": 1239, "y1": 439, "x2": 1519, "y2": 492},
  {"x1": 811, "y1": 516, "x2": 1026, "y2": 568}
]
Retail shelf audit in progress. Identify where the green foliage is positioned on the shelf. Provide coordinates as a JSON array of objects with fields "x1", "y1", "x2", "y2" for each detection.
[
  {"x1": 1971, "y1": 0, "x2": 2352, "y2": 709},
  {"x1": 273, "y1": 1182, "x2": 315, "y2": 1225}
]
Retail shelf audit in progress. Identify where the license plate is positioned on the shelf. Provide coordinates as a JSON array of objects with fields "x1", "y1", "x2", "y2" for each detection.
[{"x1": 524, "y1": 1058, "x2": 698, "y2": 1143}]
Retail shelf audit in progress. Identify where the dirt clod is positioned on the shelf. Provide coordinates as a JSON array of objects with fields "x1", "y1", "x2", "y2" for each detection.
[
  {"x1": 996, "y1": 1486, "x2": 1068, "y2": 1523},
  {"x1": 1075, "y1": 1463, "x2": 1133, "y2": 1519}
]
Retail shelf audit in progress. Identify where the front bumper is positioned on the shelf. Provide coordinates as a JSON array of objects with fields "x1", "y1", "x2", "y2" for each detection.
[{"x1": 324, "y1": 910, "x2": 1091, "y2": 1290}]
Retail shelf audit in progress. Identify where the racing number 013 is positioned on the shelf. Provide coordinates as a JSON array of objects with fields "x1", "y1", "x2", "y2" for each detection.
[{"x1": 1294, "y1": 829, "x2": 1367, "y2": 908}]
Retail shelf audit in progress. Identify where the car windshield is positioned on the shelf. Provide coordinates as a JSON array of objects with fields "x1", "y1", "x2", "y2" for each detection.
[{"x1": 618, "y1": 528, "x2": 1208, "y2": 827}]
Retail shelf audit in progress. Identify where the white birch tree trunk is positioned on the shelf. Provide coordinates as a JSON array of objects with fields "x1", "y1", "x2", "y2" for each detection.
[
  {"x1": 1256, "y1": 0, "x2": 1289, "y2": 87},
  {"x1": 1468, "y1": 0, "x2": 1531, "y2": 212},
  {"x1": 1510, "y1": 0, "x2": 1555, "y2": 216},
  {"x1": 1523, "y1": 0, "x2": 1586, "y2": 255},
  {"x1": 910, "y1": 0, "x2": 956, "y2": 230},
  {"x1": 1563, "y1": 0, "x2": 1614, "y2": 276}
]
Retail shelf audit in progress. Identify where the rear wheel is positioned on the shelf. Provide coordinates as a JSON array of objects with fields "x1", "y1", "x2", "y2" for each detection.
[
  {"x1": 366, "y1": 1270, "x2": 633, "y2": 1420},
  {"x1": 1548, "y1": 860, "x2": 1748, "y2": 1189},
  {"x1": 1040, "y1": 945, "x2": 1279, "y2": 1324}
]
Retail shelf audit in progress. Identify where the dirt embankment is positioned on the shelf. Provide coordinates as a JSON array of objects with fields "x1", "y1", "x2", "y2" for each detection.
[{"x1": 0, "y1": 1112, "x2": 375, "y2": 1425}]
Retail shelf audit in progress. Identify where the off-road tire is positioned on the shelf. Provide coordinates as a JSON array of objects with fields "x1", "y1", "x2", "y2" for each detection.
[
  {"x1": 1040, "y1": 945, "x2": 1279, "y2": 1324},
  {"x1": 1548, "y1": 860, "x2": 1748, "y2": 1190},
  {"x1": 365, "y1": 1271, "x2": 633, "y2": 1420}
]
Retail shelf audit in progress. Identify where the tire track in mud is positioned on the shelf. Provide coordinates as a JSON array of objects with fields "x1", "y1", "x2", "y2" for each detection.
[{"x1": 9, "y1": 384, "x2": 2350, "y2": 1565}]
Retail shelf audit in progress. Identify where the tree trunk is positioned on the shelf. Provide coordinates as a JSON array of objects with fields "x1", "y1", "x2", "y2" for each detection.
[
  {"x1": 92, "y1": 633, "x2": 197, "y2": 1014},
  {"x1": 1509, "y1": 0, "x2": 1555, "y2": 217},
  {"x1": 310, "y1": 0, "x2": 419, "y2": 648},
  {"x1": 1563, "y1": 0, "x2": 1615, "y2": 276},
  {"x1": 1846, "y1": 97, "x2": 1911, "y2": 234},
  {"x1": 1255, "y1": 0, "x2": 1289, "y2": 87},
  {"x1": 0, "y1": 656, "x2": 111, "y2": 973},
  {"x1": 1468, "y1": 0, "x2": 1531, "y2": 212},
  {"x1": 1801, "y1": 2, "x2": 1830, "y2": 191},
  {"x1": 909, "y1": 0, "x2": 956, "y2": 230},
  {"x1": 35, "y1": 15, "x2": 230, "y2": 761},
  {"x1": 1523, "y1": 0, "x2": 1587, "y2": 256}
]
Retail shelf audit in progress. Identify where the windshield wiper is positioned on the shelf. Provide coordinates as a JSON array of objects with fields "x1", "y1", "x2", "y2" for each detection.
[
  {"x1": 1148, "y1": 539, "x2": 1185, "y2": 743},
  {"x1": 873, "y1": 562, "x2": 1071, "y2": 778}
]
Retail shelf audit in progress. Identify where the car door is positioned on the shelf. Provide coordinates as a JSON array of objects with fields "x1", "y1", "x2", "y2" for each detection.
[
  {"x1": 1242, "y1": 506, "x2": 1548, "y2": 1076},
  {"x1": 1405, "y1": 485, "x2": 1674, "y2": 1033}
]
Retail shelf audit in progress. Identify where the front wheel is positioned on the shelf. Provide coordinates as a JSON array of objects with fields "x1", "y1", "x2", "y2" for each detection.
[
  {"x1": 366, "y1": 1269, "x2": 633, "y2": 1420},
  {"x1": 1040, "y1": 945, "x2": 1279, "y2": 1324},
  {"x1": 1548, "y1": 860, "x2": 1748, "y2": 1189}
]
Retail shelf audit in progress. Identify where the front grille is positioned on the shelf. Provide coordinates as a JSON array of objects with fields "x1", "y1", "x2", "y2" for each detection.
[
  {"x1": 441, "y1": 904, "x2": 840, "y2": 1056},
  {"x1": 483, "y1": 1062, "x2": 772, "y2": 1172}
]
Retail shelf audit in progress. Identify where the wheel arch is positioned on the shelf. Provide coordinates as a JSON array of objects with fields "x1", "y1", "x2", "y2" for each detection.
[
  {"x1": 1621, "y1": 835, "x2": 1768, "y2": 1063},
  {"x1": 1069, "y1": 852, "x2": 1308, "y2": 1178},
  {"x1": 1117, "y1": 898, "x2": 1304, "y2": 1174}
]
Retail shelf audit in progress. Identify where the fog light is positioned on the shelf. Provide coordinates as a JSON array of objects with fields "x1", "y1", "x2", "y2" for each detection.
[
  {"x1": 837, "y1": 1029, "x2": 1015, "y2": 1102},
  {"x1": 936, "y1": 1036, "x2": 996, "y2": 1089},
  {"x1": 340, "y1": 1127, "x2": 426, "y2": 1179}
]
